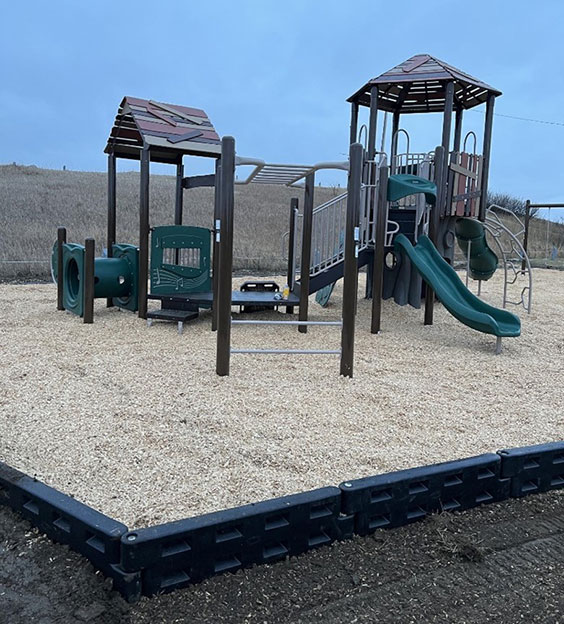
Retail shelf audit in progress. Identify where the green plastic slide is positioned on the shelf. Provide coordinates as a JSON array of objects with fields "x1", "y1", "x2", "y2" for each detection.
[
  {"x1": 394, "y1": 234, "x2": 520, "y2": 338},
  {"x1": 455, "y1": 218, "x2": 498, "y2": 281}
]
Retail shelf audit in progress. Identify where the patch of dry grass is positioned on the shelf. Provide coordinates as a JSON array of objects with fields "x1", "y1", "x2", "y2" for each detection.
[{"x1": 0, "y1": 164, "x2": 337, "y2": 279}]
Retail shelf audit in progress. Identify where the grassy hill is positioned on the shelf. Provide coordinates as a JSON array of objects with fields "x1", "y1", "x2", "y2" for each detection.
[
  {"x1": 0, "y1": 164, "x2": 337, "y2": 279},
  {"x1": 1, "y1": 164, "x2": 562, "y2": 279}
]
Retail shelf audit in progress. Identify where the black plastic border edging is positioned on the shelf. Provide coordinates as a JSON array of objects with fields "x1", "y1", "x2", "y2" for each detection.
[
  {"x1": 120, "y1": 487, "x2": 350, "y2": 596},
  {"x1": 0, "y1": 461, "x2": 141, "y2": 600},
  {"x1": 2, "y1": 440, "x2": 564, "y2": 602},
  {"x1": 339, "y1": 453, "x2": 510, "y2": 535}
]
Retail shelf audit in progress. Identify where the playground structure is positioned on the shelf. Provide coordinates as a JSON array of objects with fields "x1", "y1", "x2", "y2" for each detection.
[
  {"x1": 10, "y1": 54, "x2": 564, "y2": 604},
  {"x1": 54, "y1": 54, "x2": 531, "y2": 371}
]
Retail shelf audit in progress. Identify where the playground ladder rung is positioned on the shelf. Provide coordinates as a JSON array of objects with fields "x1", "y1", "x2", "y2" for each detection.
[
  {"x1": 231, "y1": 319, "x2": 342, "y2": 326},
  {"x1": 231, "y1": 348, "x2": 341, "y2": 355}
]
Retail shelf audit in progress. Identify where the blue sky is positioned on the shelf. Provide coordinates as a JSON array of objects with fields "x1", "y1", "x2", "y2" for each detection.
[{"x1": 2, "y1": 0, "x2": 564, "y2": 206}]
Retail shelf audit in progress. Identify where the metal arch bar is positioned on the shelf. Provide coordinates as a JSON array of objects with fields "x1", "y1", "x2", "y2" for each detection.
[
  {"x1": 483, "y1": 215, "x2": 533, "y2": 313},
  {"x1": 392, "y1": 128, "x2": 410, "y2": 160},
  {"x1": 487, "y1": 204, "x2": 526, "y2": 236},
  {"x1": 231, "y1": 348, "x2": 341, "y2": 355},
  {"x1": 231, "y1": 320, "x2": 342, "y2": 326},
  {"x1": 462, "y1": 131, "x2": 477, "y2": 154},
  {"x1": 234, "y1": 157, "x2": 349, "y2": 187}
]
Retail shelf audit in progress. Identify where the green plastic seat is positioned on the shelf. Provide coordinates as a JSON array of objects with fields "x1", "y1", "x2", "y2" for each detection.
[{"x1": 387, "y1": 174, "x2": 437, "y2": 205}]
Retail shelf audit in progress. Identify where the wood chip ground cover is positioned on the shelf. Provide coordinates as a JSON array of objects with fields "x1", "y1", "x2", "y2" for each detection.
[{"x1": 0, "y1": 271, "x2": 562, "y2": 528}]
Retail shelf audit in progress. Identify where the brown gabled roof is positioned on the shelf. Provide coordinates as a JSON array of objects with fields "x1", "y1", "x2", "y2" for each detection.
[
  {"x1": 105, "y1": 97, "x2": 221, "y2": 163},
  {"x1": 348, "y1": 54, "x2": 502, "y2": 113}
]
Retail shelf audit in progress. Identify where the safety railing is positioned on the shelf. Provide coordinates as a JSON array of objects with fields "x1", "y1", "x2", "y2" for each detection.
[{"x1": 290, "y1": 159, "x2": 384, "y2": 281}]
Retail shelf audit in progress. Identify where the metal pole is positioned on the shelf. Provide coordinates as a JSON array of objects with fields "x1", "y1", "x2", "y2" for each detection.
[
  {"x1": 106, "y1": 152, "x2": 116, "y2": 307},
  {"x1": 522, "y1": 199, "x2": 531, "y2": 272},
  {"x1": 212, "y1": 159, "x2": 221, "y2": 331},
  {"x1": 479, "y1": 93, "x2": 496, "y2": 221},
  {"x1": 340, "y1": 142, "x2": 363, "y2": 377},
  {"x1": 546, "y1": 208, "x2": 551, "y2": 266},
  {"x1": 174, "y1": 160, "x2": 184, "y2": 226},
  {"x1": 56, "y1": 226, "x2": 66, "y2": 311},
  {"x1": 349, "y1": 101, "x2": 359, "y2": 145},
  {"x1": 370, "y1": 163, "x2": 388, "y2": 334},
  {"x1": 216, "y1": 136, "x2": 235, "y2": 376},
  {"x1": 286, "y1": 197, "x2": 298, "y2": 314},
  {"x1": 424, "y1": 145, "x2": 445, "y2": 326},
  {"x1": 83, "y1": 238, "x2": 95, "y2": 324},
  {"x1": 298, "y1": 172, "x2": 315, "y2": 334},
  {"x1": 138, "y1": 145, "x2": 150, "y2": 319},
  {"x1": 367, "y1": 87, "x2": 379, "y2": 161}
]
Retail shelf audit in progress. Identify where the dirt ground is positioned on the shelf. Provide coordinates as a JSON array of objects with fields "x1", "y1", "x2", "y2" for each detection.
[
  {"x1": 1, "y1": 269, "x2": 562, "y2": 528},
  {"x1": 2, "y1": 491, "x2": 564, "y2": 623}
]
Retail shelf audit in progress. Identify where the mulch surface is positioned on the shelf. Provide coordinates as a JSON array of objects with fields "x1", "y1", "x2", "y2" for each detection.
[{"x1": 2, "y1": 491, "x2": 564, "y2": 623}]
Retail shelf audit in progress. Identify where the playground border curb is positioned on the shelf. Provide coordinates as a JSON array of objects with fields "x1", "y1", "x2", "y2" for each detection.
[{"x1": 2, "y1": 440, "x2": 564, "y2": 602}]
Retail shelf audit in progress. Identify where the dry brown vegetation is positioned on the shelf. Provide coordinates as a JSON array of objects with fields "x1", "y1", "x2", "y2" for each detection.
[
  {"x1": 0, "y1": 164, "x2": 336, "y2": 279},
  {"x1": 2, "y1": 164, "x2": 562, "y2": 279}
]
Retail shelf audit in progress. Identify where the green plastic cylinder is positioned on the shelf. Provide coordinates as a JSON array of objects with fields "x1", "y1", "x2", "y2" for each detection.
[{"x1": 93, "y1": 257, "x2": 132, "y2": 298}]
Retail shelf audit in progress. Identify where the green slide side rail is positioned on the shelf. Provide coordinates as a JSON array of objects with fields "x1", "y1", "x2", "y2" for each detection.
[
  {"x1": 394, "y1": 234, "x2": 520, "y2": 338},
  {"x1": 455, "y1": 218, "x2": 498, "y2": 281}
]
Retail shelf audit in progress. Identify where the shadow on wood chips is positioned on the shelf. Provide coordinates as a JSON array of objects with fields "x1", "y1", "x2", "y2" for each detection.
[{"x1": 2, "y1": 491, "x2": 564, "y2": 623}]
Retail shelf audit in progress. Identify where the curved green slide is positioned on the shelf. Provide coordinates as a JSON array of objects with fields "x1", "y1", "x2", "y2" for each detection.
[
  {"x1": 455, "y1": 218, "x2": 498, "y2": 281},
  {"x1": 394, "y1": 234, "x2": 520, "y2": 338}
]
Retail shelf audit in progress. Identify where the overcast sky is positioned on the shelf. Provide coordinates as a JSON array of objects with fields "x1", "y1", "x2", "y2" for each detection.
[{"x1": 2, "y1": 0, "x2": 564, "y2": 206}]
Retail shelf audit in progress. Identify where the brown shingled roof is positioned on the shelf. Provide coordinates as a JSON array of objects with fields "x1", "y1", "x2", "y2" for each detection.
[
  {"x1": 348, "y1": 54, "x2": 502, "y2": 113},
  {"x1": 105, "y1": 97, "x2": 221, "y2": 163}
]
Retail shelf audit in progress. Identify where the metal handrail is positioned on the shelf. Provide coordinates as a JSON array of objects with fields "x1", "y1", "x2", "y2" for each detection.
[
  {"x1": 463, "y1": 131, "x2": 477, "y2": 154},
  {"x1": 392, "y1": 128, "x2": 410, "y2": 159}
]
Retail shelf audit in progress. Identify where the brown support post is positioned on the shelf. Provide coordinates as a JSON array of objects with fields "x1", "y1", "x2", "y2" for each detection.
[
  {"x1": 174, "y1": 160, "x2": 184, "y2": 226},
  {"x1": 211, "y1": 159, "x2": 222, "y2": 332},
  {"x1": 424, "y1": 146, "x2": 446, "y2": 326},
  {"x1": 56, "y1": 226, "x2": 66, "y2": 311},
  {"x1": 479, "y1": 93, "x2": 496, "y2": 221},
  {"x1": 390, "y1": 110, "x2": 401, "y2": 165},
  {"x1": 363, "y1": 87, "x2": 379, "y2": 298},
  {"x1": 370, "y1": 163, "x2": 388, "y2": 334},
  {"x1": 298, "y1": 172, "x2": 315, "y2": 334},
  {"x1": 216, "y1": 137, "x2": 235, "y2": 376},
  {"x1": 106, "y1": 152, "x2": 116, "y2": 307},
  {"x1": 138, "y1": 146, "x2": 150, "y2": 319},
  {"x1": 83, "y1": 238, "x2": 95, "y2": 324},
  {"x1": 349, "y1": 101, "x2": 359, "y2": 145},
  {"x1": 453, "y1": 107, "x2": 463, "y2": 152},
  {"x1": 367, "y1": 87, "x2": 379, "y2": 160},
  {"x1": 522, "y1": 199, "x2": 531, "y2": 272},
  {"x1": 426, "y1": 82, "x2": 454, "y2": 330},
  {"x1": 174, "y1": 160, "x2": 184, "y2": 265},
  {"x1": 286, "y1": 197, "x2": 298, "y2": 314},
  {"x1": 441, "y1": 82, "x2": 455, "y2": 154},
  {"x1": 340, "y1": 143, "x2": 363, "y2": 377}
]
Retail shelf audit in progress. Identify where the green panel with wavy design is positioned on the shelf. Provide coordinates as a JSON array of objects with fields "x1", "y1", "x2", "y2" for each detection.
[{"x1": 150, "y1": 225, "x2": 212, "y2": 295}]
